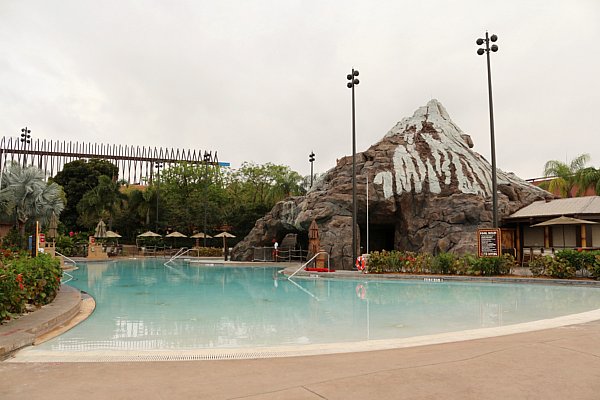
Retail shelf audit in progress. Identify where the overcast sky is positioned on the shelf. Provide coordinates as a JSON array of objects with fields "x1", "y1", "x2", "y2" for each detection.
[{"x1": 1, "y1": 0, "x2": 599, "y2": 181}]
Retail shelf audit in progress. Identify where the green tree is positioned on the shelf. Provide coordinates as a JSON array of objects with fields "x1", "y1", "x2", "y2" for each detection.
[
  {"x1": 0, "y1": 162, "x2": 65, "y2": 238},
  {"x1": 226, "y1": 162, "x2": 304, "y2": 205},
  {"x1": 76, "y1": 175, "x2": 126, "y2": 229},
  {"x1": 542, "y1": 154, "x2": 590, "y2": 198},
  {"x1": 52, "y1": 159, "x2": 119, "y2": 230},
  {"x1": 159, "y1": 163, "x2": 226, "y2": 234},
  {"x1": 576, "y1": 166, "x2": 600, "y2": 195}
]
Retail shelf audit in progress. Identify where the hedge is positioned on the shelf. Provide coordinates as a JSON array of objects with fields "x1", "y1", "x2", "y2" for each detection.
[{"x1": 0, "y1": 252, "x2": 63, "y2": 324}]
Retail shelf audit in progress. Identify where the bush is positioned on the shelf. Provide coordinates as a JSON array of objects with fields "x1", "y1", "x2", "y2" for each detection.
[
  {"x1": 470, "y1": 255, "x2": 513, "y2": 276},
  {"x1": 546, "y1": 258, "x2": 576, "y2": 279},
  {"x1": 431, "y1": 252, "x2": 456, "y2": 274},
  {"x1": 195, "y1": 247, "x2": 223, "y2": 257},
  {"x1": 589, "y1": 255, "x2": 600, "y2": 280},
  {"x1": 0, "y1": 253, "x2": 62, "y2": 324},
  {"x1": 528, "y1": 255, "x2": 550, "y2": 277},
  {"x1": 555, "y1": 249, "x2": 596, "y2": 272},
  {"x1": 1, "y1": 228, "x2": 27, "y2": 251}
]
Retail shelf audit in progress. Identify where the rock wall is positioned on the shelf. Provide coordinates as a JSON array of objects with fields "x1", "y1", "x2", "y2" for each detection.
[{"x1": 232, "y1": 99, "x2": 552, "y2": 269}]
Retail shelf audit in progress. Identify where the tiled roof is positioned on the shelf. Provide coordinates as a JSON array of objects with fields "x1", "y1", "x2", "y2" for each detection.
[{"x1": 507, "y1": 196, "x2": 600, "y2": 219}]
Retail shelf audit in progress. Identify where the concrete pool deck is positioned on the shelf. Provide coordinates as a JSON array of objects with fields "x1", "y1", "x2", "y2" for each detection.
[{"x1": 2, "y1": 267, "x2": 600, "y2": 399}]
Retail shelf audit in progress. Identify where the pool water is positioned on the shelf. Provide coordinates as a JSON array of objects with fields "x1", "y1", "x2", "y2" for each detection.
[{"x1": 38, "y1": 259, "x2": 600, "y2": 352}]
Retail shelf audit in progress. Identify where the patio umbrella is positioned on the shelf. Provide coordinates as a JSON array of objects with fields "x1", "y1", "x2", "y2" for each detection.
[
  {"x1": 191, "y1": 232, "x2": 212, "y2": 247},
  {"x1": 104, "y1": 230, "x2": 122, "y2": 245},
  {"x1": 166, "y1": 231, "x2": 187, "y2": 238},
  {"x1": 531, "y1": 216, "x2": 598, "y2": 248},
  {"x1": 166, "y1": 231, "x2": 187, "y2": 247},
  {"x1": 94, "y1": 219, "x2": 107, "y2": 238},
  {"x1": 137, "y1": 231, "x2": 162, "y2": 237},
  {"x1": 214, "y1": 231, "x2": 236, "y2": 259},
  {"x1": 47, "y1": 211, "x2": 59, "y2": 243}
]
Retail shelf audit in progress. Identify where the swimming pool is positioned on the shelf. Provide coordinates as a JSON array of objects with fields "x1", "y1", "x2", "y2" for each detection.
[{"x1": 26, "y1": 259, "x2": 600, "y2": 358}]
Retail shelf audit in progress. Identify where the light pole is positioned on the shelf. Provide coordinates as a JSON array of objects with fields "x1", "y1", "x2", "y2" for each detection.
[
  {"x1": 476, "y1": 32, "x2": 499, "y2": 228},
  {"x1": 155, "y1": 161, "x2": 163, "y2": 232},
  {"x1": 309, "y1": 151, "x2": 315, "y2": 188},
  {"x1": 20, "y1": 127, "x2": 31, "y2": 167},
  {"x1": 203, "y1": 151, "x2": 211, "y2": 247},
  {"x1": 347, "y1": 68, "x2": 359, "y2": 268}
]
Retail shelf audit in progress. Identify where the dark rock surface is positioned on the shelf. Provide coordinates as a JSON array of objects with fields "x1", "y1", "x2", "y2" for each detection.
[{"x1": 232, "y1": 100, "x2": 552, "y2": 269}]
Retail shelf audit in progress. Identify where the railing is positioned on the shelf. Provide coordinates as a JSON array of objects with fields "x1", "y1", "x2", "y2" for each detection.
[
  {"x1": 252, "y1": 246, "x2": 308, "y2": 262},
  {"x1": 288, "y1": 251, "x2": 330, "y2": 279},
  {"x1": 61, "y1": 270, "x2": 74, "y2": 284},
  {"x1": 55, "y1": 250, "x2": 77, "y2": 268},
  {"x1": 55, "y1": 250, "x2": 76, "y2": 284},
  {"x1": 164, "y1": 247, "x2": 192, "y2": 265}
]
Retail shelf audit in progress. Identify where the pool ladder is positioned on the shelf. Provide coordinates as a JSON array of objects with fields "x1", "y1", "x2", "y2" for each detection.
[
  {"x1": 288, "y1": 251, "x2": 330, "y2": 279},
  {"x1": 165, "y1": 247, "x2": 194, "y2": 265}
]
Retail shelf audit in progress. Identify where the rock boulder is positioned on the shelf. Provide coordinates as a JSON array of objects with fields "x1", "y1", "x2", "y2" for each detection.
[{"x1": 232, "y1": 99, "x2": 552, "y2": 269}]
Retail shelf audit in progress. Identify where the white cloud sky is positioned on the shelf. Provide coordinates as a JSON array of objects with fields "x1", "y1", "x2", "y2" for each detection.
[{"x1": 1, "y1": 0, "x2": 599, "y2": 180}]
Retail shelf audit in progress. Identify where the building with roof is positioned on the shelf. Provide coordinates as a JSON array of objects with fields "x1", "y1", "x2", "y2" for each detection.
[{"x1": 504, "y1": 196, "x2": 600, "y2": 263}]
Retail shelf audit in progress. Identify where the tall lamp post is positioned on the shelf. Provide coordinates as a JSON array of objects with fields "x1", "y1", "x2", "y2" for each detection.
[
  {"x1": 155, "y1": 161, "x2": 163, "y2": 232},
  {"x1": 309, "y1": 151, "x2": 315, "y2": 188},
  {"x1": 20, "y1": 127, "x2": 31, "y2": 167},
  {"x1": 347, "y1": 68, "x2": 359, "y2": 267},
  {"x1": 476, "y1": 32, "x2": 499, "y2": 228},
  {"x1": 203, "y1": 151, "x2": 211, "y2": 247}
]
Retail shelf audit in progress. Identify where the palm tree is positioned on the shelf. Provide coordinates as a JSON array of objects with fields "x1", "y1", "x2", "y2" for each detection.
[
  {"x1": 0, "y1": 162, "x2": 65, "y2": 236},
  {"x1": 76, "y1": 175, "x2": 126, "y2": 230},
  {"x1": 576, "y1": 166, "x2": 600, "y2": 195},
  {"x1": 542, "y1": 154, "x2": 590, "y2": 198}
]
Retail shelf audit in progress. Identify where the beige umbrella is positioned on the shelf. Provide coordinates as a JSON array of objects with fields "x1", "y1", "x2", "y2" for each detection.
[
  {"x1": 214, "y1": 231, "x2": 236, "y2": 259},
  {"x1": 190, "y1": 232, "x2": 212, "y2": 239},
  {"x1": 191, "y1": 232, "x2": 212, "y2": 247},
  {"x1": 532, "y1": 216, "x2": 598, "y2": 248},
  {"x1": 138, "y1": 231, "x2": 161, "y2": 237},
  {"x1": 166, "y1": 231, "x2": 187, "y2": 238},
  {"x1": 105, "y1": 231, "x2": 122, "y2": 238},
  {"x1": 94, "y1": 219, "x2": 107, "y2": 238},
  {"x1": 47, "y1": 211, "x2": 59, "y2": 243}
]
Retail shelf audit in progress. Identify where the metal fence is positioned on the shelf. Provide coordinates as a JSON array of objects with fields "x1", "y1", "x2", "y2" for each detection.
[
  {"x1": 0, "y1": 136, "x2": 221, "y2": 183},
  {"x1": 252, "y1": 246, "x2": 308, "y2": 263}
]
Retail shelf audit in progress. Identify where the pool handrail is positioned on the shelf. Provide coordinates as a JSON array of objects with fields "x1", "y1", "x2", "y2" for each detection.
[
  {"x1": 288, "y1": 251, "x2": 330, "y2": 279},
  {"x1": 55, "y1": 250, "x2": 77, "y2": 268},
  {"x1": 165, "y1": 247, "x2": 193, "y2": 265}
]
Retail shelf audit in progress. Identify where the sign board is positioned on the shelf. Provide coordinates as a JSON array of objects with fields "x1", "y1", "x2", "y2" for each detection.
[
  {"x1": 39, "y1": 233, "x2": 45, "y2": 243},
  {"x1": 477, "y1": 228, "x2": 501, "y2": 257}
]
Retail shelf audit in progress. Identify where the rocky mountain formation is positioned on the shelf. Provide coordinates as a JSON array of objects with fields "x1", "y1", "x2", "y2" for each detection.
[{"x1": 231, "y1": 99, "x2": 552, "y2": 269}]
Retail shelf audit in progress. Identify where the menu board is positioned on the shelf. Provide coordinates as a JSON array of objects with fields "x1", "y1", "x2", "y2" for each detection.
[{"x1": 477, "y1": 229, "x2": 501, "y2": 257}]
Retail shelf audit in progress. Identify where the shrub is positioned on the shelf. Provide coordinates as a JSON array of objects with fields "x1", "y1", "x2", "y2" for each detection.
[
  {"x1": 0, "y1": 253, "x2": 62, "y2": 324},
  {"x1": 455, "y1": 254, "x2": 477, "y2": 275},
  {"x1": 410, "y1": 252, "x2": 432, "y2": 273},
  {"x1": 528, "y1": 255, "x2": 549, "y2": 277},
  {"x1": 589, "y1": 255, "x2": 600, "y2": 280},
  {"x1": 432, "y1": 252, "x2": 456, "y2": 274},
  {"x1": 545, "y1": 258, "x2": 576, "y2": 279},
  {"x1": 555, "y1": 249, "x2": 596, "y2": 272},
  {"x1": 366, "y1": 251, "x2": 385, "y2": 273},
  {"x1": 195, "y1": 247, "x2": 223, "y2": 257},
  {"x1": 471, "y1": 255, "x2": 512, "y2": 276}
]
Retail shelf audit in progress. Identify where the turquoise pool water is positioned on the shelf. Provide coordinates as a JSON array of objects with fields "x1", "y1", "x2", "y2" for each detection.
[{"x1": 37, "y1": 259, "x2": 600, "y2": 352}]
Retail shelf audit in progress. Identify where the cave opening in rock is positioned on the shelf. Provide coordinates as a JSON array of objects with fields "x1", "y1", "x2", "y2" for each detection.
[{"x1": 361, "y1": 223, "x2": 395, "y2": 253}]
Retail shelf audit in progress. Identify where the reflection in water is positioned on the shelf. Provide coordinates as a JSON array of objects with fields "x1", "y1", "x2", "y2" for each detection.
[{"x1": 37, "y1": 259, "x2": 600, "y2": 352}]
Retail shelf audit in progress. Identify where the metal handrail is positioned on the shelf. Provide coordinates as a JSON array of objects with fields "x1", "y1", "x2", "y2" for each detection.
[
  {"x1": 288, "y1": 251, "x2": 330, "y2": 279},
  {"x1": 61, "y1": 270, "x2": 74, "y2": 284},
  {"x1": 164, "y1": 247, "x2": 194, "y2": 265},
  {"x1": 55, "y1": 250, "x2": 77, "y2": 268}
]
